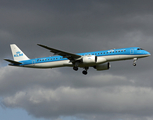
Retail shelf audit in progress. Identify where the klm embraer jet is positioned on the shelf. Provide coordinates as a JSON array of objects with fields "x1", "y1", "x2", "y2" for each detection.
[{"x1": 4, "y1": 44, "x2": 151, "y2": 75}]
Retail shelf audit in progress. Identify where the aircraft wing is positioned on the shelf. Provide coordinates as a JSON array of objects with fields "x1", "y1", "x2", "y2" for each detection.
[
  {"x1": 4, "y1": 59, "x2": 22, "y2": 64},
  {"x1": 37, "y1": 44, "x2": 81, "y2": 60}
]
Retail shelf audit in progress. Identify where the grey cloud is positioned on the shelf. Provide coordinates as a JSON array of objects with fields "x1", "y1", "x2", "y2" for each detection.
[
  {"x1": 1, "y1": 0, "x2": 153, "y2": 120},
  {"x1": 3, "y1": 86, "x2": 153, "y2": 119},
  {"x1": 0, "y1": 66, "x2": 133, "y2": 96},
  {"x1": 1, "y1": 64, "x2": 153, "y2": 120}
]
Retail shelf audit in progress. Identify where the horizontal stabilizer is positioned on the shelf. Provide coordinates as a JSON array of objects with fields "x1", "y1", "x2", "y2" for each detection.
[{"x1": 4, "y1": 59, "x2": 22, "y2": 64}]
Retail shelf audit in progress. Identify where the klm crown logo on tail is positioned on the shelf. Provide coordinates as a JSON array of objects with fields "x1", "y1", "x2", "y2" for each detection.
[
  {"x1": 14, "y1": 51, "x2": 23, "y2": 57},
  {"x1": 10, "y1": 44, "x2": 29, "y2": 61}
]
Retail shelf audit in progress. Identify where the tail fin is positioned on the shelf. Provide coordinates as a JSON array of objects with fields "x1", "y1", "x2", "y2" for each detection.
[{"x1": 10, "y1": 44, "x2": 29, "y2": 61}]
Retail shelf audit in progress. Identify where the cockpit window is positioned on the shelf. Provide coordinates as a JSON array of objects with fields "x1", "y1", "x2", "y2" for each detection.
[{"x1": 137, "y1": 48, "x2": 144, "y2": 50}]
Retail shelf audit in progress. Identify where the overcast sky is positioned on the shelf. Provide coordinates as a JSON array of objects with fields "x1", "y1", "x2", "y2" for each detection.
[{"x1": 0, "y1": 0, "x2": 153, "y2": 120}]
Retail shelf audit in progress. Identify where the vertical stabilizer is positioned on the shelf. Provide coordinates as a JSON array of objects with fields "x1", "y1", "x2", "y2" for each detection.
[{"x1": 10, "y1": 44, "x2": 29, "y2": 61}]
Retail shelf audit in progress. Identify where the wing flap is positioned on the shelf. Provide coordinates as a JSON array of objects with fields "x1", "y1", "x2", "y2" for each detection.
[
  {"x1": 4, "y1": 59, "x2": 22, "y2": 64},
  {"x1": 37, "y1": 44, "x2": 81, "y2": 60}
]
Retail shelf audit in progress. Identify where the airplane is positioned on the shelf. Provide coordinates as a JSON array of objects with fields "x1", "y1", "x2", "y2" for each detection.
[{"x1": 4, "y1": 44, "x2": 151, "y2": 75}]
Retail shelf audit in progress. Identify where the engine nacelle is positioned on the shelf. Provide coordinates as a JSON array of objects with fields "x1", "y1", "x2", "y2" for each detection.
[
  {"x1": 96, "y1": 57, "x2": 107, "y2": 64},
  {"x1": 82, "y1": 55, "x2": 107, "y2": 64},
  {"x1": 94, "y1": 62, "x2": 111, "y2": 71},
  {"x1": 82, "y1": 55, "x2": 96, "y2": 64}
]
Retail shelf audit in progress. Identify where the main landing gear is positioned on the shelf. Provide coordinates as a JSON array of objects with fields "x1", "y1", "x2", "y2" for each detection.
[
  {"x1": 133, "y1": 58, "x2": 138, "y2": 66},
  {"x1": 73, "y1": 62, "x2": 89, "y2": 75},
  {"x1": 73, "y1": 62, "x2": 79, "y2": 71},
  {"x1": 82, "y1": 70, "x2": 87, "y2": 75},
  {"x1": 73, "y1": 66, "x2": 78, "y2": 71},
  {"x1": 73, "y1": 66, "x2": 89, "y2": 75},
  {"x1": 82, "y1": 67, "x2": 89, "y2": 75}
]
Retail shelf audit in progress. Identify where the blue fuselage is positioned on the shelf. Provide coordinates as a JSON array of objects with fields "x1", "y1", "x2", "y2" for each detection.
[{"x1": 11, "y1": 47, "x2": 150, "y2": 69}]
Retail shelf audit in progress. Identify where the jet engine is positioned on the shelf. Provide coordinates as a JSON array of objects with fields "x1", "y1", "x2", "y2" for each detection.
[
  {"x1": 82, "y1": 55, "x2": 107, "y2": 64},
  {"x1": 94, "y1": 62, "x2": 111, "y2": 71},
  {"x1": 82, "y1": 55, "x2": 97, "y2": 64}
]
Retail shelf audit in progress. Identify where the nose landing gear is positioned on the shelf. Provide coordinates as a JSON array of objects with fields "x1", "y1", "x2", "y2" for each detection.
[{"x1": 133, "y1": 58, "x2": 137, "y2": 66}]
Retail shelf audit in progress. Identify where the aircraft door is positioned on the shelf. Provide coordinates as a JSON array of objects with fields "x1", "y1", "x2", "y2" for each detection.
[
  {"x1": 130, "y1": 49, "x2": 134, "y2": 54},
  {"x1": 32, "y1": 60, "x2": 35, "y2": 66}
]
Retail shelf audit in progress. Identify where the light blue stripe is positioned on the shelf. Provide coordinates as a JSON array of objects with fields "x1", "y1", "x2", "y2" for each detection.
[{"x1": 16, "y1": 47, "x2": 148, "y2": 66}]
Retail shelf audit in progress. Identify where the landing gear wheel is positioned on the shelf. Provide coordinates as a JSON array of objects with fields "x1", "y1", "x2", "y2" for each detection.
[
  {"x1": 82, "y1": 70, "x2": 87, "y2": 75},
  {"x1": 133, "y1": 58, "x2": 137, "y2": 66},
  {"x1": 73, "y1": 67, "x2": 78, "y2": 71}
]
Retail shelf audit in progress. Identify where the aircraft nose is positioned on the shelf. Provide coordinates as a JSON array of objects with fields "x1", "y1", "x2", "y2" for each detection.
[
  {"x1": 145, "y1": 51, "x2": 151, "y2": 56},
  {"x1": 148, "y1": 52, "x2": 151, "y2": 56}
]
